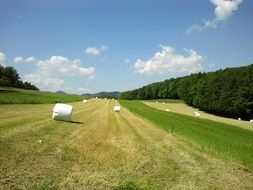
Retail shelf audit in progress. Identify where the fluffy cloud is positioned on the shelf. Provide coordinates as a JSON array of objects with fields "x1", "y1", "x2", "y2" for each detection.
[
  {"x1": 0, "y1": 52, "x2": 6, "y2": 66},
  {"x1": 186, "y1": 24, "x2": 203, "y2": 34},
  {"x1": 134, "y1": 45, "x2": 204, "y2": 75},
  {"x1": 25, "y1": 56, "x2": 36, "y2": 63},
  {"x1": 86, "y1": 47, "x2": 100, "y2": 55},
  {"x1": 187, "y1": 0, "x2": 243, "y2": 33},
  {"x1": 88, "y1": 75, "x2": 95, "y2": 80},
  {"x1": 75, "y1": 87, "x2": 92, "y2": 94},
  {"x1": 24, "y1": 55, "x2": 95, "y2": 91},
  {"x1": 205, "y1": 0, "x2": 243, "y2": 28},
  {"x1": 13, "y1": 56, "x2": 23, "y2": 63},
  {"x1": 85, "y1": 45, "x2": 108, "y2": 55},
  {"x1": 35, "y1": 56, "x2": 94, "y2": 76},
  {"x1": 24, "y1": 74, "x2": 65, "y2": 91}
]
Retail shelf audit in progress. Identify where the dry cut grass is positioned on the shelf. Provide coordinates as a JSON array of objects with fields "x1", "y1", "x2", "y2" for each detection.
[{"x1": 0, "y1": 99, "x2": 252, "y2": 189}]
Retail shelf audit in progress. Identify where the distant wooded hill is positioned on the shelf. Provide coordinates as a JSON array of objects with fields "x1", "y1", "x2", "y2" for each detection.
[
  {"x1": 83, "y1": 91, "x2": 121, "y2": 98},
  {"x1": 120, "y1": 64, "x2": 253, "y2": 120}
]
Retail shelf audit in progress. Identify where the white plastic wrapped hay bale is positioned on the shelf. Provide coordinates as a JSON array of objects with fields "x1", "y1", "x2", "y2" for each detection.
[
  {"x1": 52, "y1": 103, "x2": 73, "y2": 121},
  {"x1": 114, "y1": 105, "x2": 121, "y2": 112},
  {"x1": 83, "y1": 99, "x2": 88, "y2": 104},
  {"x1": 195, "y1": 111, "x2": 201, "y2": 117}
]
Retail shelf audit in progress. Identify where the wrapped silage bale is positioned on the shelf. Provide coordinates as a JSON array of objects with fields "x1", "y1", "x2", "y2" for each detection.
[
  {"x1": 195, "y1": 111, "x2": 201, "y2": 117},
  {"x1": 52, "y1": 103, "x2": 73, "y2": 121},
  {"x1": 83, "y1": 99, "x2": 88, "y2": 104},
  {"x1": 114, "y1": 105, "x2": 121, "y2": 112}
]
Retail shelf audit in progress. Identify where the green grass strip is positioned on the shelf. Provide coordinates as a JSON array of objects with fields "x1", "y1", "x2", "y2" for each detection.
[
  {"x1": 0, "y1": 88, "x2": 84, "y2": 104},
  {"x1": 119, "y1": 100, "x2": 253, "y2": 167}
]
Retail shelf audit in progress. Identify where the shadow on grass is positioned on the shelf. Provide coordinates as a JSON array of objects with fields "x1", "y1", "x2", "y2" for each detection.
[
  {"x1": 53, "y1": 120, "x2": 84, "y2": 124},
  {"x1": 70, "y1": 121, "x2": 84, "y2": 124}
]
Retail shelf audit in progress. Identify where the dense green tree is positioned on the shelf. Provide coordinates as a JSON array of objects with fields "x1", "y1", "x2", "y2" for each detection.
[
  {"x1": 3, "y1": 66, "x2": 20, "y2": 86},
  {"x1": 0, "y1": 65, "x2": 39, "y2": 90},
  {"x1": 120, "y1": 64, "x2": 253, "y2": 120}
]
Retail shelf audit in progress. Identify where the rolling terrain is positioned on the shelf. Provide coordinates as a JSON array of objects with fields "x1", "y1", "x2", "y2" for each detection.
[
  {"x1": 0, "y1": 99, "x2": 253, "y2": 189},
  {"x1": 0, "y1": 87, "x2": 85, "y2": 104},
  {"x1": 143, "y1": 100, "x2": 253, "y2": 131}
]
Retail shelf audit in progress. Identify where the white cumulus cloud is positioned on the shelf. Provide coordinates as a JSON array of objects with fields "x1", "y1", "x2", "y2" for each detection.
[
  {"x1": 24, "y1": 74, "x2": 65, "y2": 91},
  {"x1": 24, "y1": 55, "x2": 95, "y2": 91},
  {"x1": 0, "y1": 52, "x2": 6, "y2": 66},
  {"x1": 186, "y1": 24, "x2": 203, "y2": 34},
  {"x1": 187, "y1": 0, "x2": 243, "y2": 33},
  {"x1": 13, "y1": 56, "x2": 23, "y2": 63},
  {"x1": 88, "y1": 75, "x2": 95, "y2": 80},
  {"x1": 85, "y1": 45, "x2": 108, "y2": 56},
  {"x1": 25, "y1": 56, "x2": 36, "y2": 63},
  {"x1": 134, "y1": 45, "x2": 204, "y2": 75},
  {"x1": 75, "y1": 87, "x2": 92, "y2": 94},
  {"x1": 86, "y1": 47, "x2": 100, "y2": 55},
  {"x1": 35, "y1": 56, "x2": 94, "y2": 76}
]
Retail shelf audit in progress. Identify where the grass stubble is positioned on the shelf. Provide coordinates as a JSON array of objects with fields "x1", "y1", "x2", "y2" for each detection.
[{"x1": 0, "y1": 99, "x2": 252, "y2": 189}]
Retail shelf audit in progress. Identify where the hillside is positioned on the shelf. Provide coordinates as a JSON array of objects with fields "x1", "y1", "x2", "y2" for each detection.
[
  {"x1": 143, "y1": 100, "x2": 253, "y2": 131},
  {"x1": 0, "y1": 87, "x2": 84, "y2": 104},
  {"x1": 83, "y1": 91, "x2": 121, "y2": 98},
  {"x1": 120, "y1": 64, "x2": 253, "y2": 120}
]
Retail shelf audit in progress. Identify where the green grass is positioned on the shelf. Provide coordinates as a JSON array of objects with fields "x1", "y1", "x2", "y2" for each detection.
[
  {"x1": 0, "y1": 87, "x2": 85, "y2": 104},
  {"x1": 146, "y1": 99, "x2": 184, "y2": 103},
  {"x1": 119, "y1": 100, "x2": 253, "y2": 166}
]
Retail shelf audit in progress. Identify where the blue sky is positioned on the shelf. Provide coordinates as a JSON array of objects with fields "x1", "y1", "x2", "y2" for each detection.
[{"x1": 0, "y1": 0, "x2": 252, "y2": 94}]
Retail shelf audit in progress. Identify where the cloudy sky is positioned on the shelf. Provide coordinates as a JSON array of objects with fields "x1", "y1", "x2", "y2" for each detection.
[{"x1": 0, "y1": 0, "x2": 252, "y2": 94}]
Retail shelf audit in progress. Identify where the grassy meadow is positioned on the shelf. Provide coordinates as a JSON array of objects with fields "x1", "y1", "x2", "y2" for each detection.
[
  {"x1": 144, "y1": 100, "x2": 253, "y2": 131},
  {"x1": 0, "y1": 87, "x2": 85, "y2": 104},
  {"x1": 119, "y1": 100, "x2": 253, "y2": 167}
]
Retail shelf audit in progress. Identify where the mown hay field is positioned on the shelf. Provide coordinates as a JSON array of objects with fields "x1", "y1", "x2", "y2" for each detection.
[{"x1": 0, "y1": 99, "x2": 253, "y2": 189}]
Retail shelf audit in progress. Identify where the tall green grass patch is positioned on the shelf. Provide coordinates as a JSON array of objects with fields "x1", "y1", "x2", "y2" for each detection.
[
  {"x1": 119, "y1": 100, "x2": 253, "y2": 166},
  {"x1": 0, "y1": 88, "x2": 85, "y2": 104}
]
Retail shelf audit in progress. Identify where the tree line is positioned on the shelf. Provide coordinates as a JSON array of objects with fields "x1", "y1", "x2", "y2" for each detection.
[
  {"x1": 0, "y1": 65, "x2": 39, "y2": 90},
  {"x1": 120, "y1": 64, "x2": 253, "y2": 120}
]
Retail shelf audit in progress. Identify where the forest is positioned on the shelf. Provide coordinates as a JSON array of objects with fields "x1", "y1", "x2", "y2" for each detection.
[
  {"x1": 120, "y1": 64, "x2": 253, "y2": 120},
  {"x1": 0, "y1": 65, "x2": 38, "y2": 90}
]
